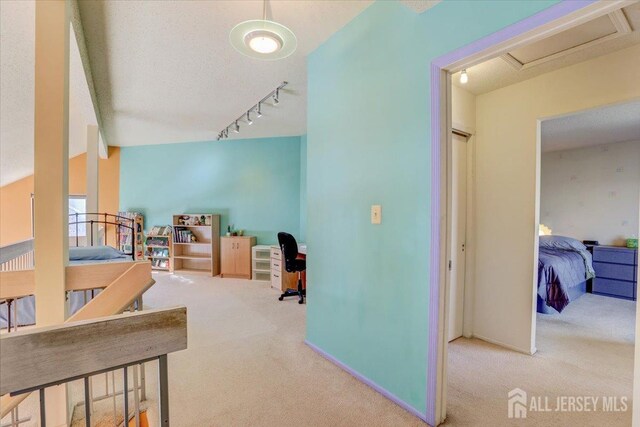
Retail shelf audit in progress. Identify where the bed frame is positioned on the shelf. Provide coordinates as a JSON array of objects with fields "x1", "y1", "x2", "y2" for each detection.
[{"x1": 68, "y1": 212, "x2": 139, "y2": 260}]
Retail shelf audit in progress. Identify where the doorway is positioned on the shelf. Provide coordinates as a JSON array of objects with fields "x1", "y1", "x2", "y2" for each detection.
[{"x1": 429, "y1": 1, "x2": 640, "y2": 425}]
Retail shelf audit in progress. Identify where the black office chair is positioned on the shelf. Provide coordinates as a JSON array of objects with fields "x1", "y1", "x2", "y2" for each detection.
[{"x1": 277, "y1": 232, "x2": 306, "y2": 304}]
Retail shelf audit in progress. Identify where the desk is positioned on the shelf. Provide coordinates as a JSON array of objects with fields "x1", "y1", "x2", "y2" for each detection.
[{"x1": 270, "y1": 244, "x2": 306, "y2": 292}]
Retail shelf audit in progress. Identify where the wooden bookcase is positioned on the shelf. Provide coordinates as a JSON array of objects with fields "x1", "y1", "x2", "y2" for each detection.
[
  {"x1": 146, "y1": 226, "x2": 173, "y2": 272},
  {"x1": 172, "y1": 214, "x2": 220, "y2": 276},
  {"x1": 117, "y1": 212, "x2": 144, "y2": 260}
]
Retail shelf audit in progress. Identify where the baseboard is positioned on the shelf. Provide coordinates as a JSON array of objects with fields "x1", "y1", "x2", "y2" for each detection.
[
  {"x1": 304, "y1": 340, "x2": 429, "y2": 424},
  {"x1": 472, "y1": 334, "x2": 534, "y2": 355}
]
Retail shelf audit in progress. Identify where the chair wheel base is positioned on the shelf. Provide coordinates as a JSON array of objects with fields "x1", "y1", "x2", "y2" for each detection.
[{"x1": 278, "y1": 296, "x2": 284, "y2": 301}]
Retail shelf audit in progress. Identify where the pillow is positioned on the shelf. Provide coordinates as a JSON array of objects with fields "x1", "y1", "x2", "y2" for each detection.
[
  {"x1": 69, "y1": 245, "x2": 127, "y2": 261},
  {"x1": 539, "y1": 235, "x2": 586, "y2": 252}
]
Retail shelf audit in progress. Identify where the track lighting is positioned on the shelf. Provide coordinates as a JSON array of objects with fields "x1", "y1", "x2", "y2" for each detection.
[
  {"x1": 216, "y1": 82, "x2": 287, "y2": 141},
  {"x1": 460, "y1": 69, "x2": 468, "y2": 84}
]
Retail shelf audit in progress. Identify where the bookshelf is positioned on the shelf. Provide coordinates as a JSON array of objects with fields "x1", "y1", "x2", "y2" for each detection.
[
  {"x1": 172, "y1": 214, "x2": 220, "y2": 276},
  {"x1": 117, "y1": 212, "x2": 144, "y2": 260},
  {"x1": 146, "y1": 226, "x2": 173, "y2": 272}
]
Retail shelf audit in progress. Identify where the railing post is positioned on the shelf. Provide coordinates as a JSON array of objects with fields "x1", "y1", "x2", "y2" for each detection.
[
  {"x1": 158, "y1": 354, "x2": 169, "y2": 427},
  {"x1": 39, "y1": 388, "x2": 46, "y2": 427},
  {"x1": 84, "y1": 377, "x2": 91, "y2": 427},
  {"x1": 123, "y1": 367, "x2": 129, "y2": 425}
]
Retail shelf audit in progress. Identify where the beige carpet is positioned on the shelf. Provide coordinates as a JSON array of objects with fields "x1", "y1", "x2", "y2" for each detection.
[
  {"x1": 2, "y1": 278, "x2": 634, "y2": 427},
  {"x1": 140, "y1": 273, "x2": 426, "y2": 427},
  {"x1": 445, "y1": 293, "x2": 635, "y2": 426}
]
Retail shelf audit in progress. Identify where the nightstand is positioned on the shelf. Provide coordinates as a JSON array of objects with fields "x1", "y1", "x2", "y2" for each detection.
[{"x1": 591, "y1": 245, "x2": 638, "y2": 301}]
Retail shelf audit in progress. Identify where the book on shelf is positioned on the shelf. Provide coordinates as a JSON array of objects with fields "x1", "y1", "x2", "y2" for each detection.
[{"x1": 174, "y1": 227, "x2": 197, "y2": 243}]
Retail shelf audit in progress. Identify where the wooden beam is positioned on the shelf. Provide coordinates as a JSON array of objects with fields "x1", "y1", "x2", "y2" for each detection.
[
  {"x1": 34, "y1": 0, "x2": 70, "y2": 327},
  {"x1": 0, "y1": 261, "x2": 144, "y2": 299},
  {"x1": 69, "y1": 262, "x2": 153, "y2": 322},
  {"x1": 0, "y1": 307, "x2": 187, "y2": 396},
  {"x1": 70, "y1": 0, "x2": 108, "y2": 156},
  {"x1": 65, "y1": 261, "x2": 136, "y2": 291}
]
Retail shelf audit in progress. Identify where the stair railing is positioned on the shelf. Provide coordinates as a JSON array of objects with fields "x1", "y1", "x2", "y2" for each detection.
[{"x1": 0, "y1": 307, "x2": 187, "y2": 427}]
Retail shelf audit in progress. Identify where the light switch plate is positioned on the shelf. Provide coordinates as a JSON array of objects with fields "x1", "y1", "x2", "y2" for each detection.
[{"x1": 371, "y1": 205, "x2": 381, "y2": 224}]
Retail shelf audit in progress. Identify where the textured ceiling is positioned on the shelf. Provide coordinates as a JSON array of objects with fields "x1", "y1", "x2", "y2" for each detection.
[
  {"x1": 0, "y1": 0, "x2": 99, "y2": 186},
  {"x1": 453, "y1": 3, "x2": 640, "y2": 95},
  {"x1": 77, "y1": 0, "x2": 374, "y2": 147},
  {"x1": 541, "y1": 101, "x2": 640, "y2": 152}
]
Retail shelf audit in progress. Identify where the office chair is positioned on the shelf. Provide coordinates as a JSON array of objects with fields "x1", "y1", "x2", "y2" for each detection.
[{"x1": 277, "y1": 232, "x2": 306, "y2": 304}]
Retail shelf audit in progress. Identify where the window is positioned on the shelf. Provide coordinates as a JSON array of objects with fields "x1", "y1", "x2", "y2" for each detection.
[{"x1": 68, "y1": 195, "x2": 87, "y2": 237}]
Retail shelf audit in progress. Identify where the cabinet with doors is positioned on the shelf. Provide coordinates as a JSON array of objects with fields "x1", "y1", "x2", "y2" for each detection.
[{"x1": 220, "y1": 236, "x2": 256, "y2": 279}]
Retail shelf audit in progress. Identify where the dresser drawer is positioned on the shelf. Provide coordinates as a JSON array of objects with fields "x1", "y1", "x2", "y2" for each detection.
[
  {"x1": 592, "y1": 247, "x2": 637, "y2": 265},
  {"x1": 271, "y1": 270, "x2": 281, "y2": 290},
  {"x1": 592, "y1": 278, "x2": 635, "y2": 299},
  {"x1": 270, "y1": 258, "x2": 282, "y2": 272},
  {"x1": 593, "y1": 262, "x2": 636, "y2": 281},
  {"x1": 270, "y1": 247, "x2": 282, "y2": 260}
]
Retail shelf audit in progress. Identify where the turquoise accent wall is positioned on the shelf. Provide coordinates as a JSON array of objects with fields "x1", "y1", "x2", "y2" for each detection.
[
  {"x1": 299, "y1": 134, "x2": 307, "y2": 241},
  {"x1": 306, "y1": 0, "x2": 560, "y2": 415},
  {"x1": 120, "y1": 136, "x2": 302, "y2": 245}
]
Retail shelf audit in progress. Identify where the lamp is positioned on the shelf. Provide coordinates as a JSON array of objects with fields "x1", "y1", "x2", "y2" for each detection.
[
  {"x1": 229, "y1": 0, "x2": 297, "y2": 60},
  {"x1": 216, "y1": 82, "x2": 287, "y2": 141}
]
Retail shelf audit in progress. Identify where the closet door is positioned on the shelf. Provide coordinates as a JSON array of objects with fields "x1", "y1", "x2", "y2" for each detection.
[{"x1": 448, "y1": 132, "x2": 468, "y2": 342}]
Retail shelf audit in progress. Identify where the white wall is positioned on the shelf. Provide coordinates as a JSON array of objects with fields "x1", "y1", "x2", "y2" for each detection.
[
  {"x1": 541, "y1": 140, "x2": 640, "y2": 246},
  {"x1": 474, "y1": 44, "x2": 640, "y2": 354}
]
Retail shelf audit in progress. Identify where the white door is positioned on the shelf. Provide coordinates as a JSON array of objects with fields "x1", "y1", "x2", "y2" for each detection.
[{"x1": 448, "y1": 133, "x2": 467, "y2": 342}]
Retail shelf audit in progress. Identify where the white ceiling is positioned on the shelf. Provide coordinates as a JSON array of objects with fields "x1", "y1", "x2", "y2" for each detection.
[
  {"x1": 0, "y1": 0, "x2": 99, "y2": 186},
  {"x1": 541, "y1": 101, "x2": 640, "y2": 152},
  {"x1": 77, "y1": 0, "x2": 376, "y2": 146},
  {"x1": 453, "y1": 3, "x2": 640, "y2": 95}
]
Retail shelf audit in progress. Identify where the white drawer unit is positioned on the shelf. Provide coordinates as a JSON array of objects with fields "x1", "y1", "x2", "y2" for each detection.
[
  {"x1": 270, "y1": 245, "x2": 296, "y2": 291},
  {"x1": 252, "y1": 245, "x2": 271, "y2": 280}
]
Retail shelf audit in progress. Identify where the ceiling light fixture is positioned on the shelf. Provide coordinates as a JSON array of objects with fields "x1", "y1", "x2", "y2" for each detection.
[
  {"x1": 229, "y1": 0, "x2": 296, "y2": 60},
  {"x1": 216, "y1": 82, "x2": 287, "y2": 141},
  {"x1": 460, "y1": 69, "x2": 468, "y2": 84}
]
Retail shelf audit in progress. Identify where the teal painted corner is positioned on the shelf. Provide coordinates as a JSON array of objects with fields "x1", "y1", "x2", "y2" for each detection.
[
  {"x1": 305, "y1": 0, "x2": 560, "y2": 416},
  {"x1": 119, "y1": 136, "x2": 303, "y2": 245},
  {"x1": 300, "y1": 134, "x2": 307, "y2": 242}
]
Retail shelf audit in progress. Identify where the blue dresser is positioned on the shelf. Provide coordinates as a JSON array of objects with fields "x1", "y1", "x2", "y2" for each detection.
[{"x1": 592, "y1": 246, "x2": 638, "y2": 301}]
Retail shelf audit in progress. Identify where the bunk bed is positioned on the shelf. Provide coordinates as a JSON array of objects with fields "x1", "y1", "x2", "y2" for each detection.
[{"x1": 0, "y1": 213, "x2": 146, "y2": 329}]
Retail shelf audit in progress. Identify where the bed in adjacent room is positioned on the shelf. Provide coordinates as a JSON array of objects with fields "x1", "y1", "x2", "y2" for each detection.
[{"x1": 537, "y1": 235, "x2": 595, "y2": 314}]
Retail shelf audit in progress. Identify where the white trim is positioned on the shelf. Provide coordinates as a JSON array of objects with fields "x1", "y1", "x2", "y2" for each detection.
[
  {"x1": 444, "y1": 0, "x2": 635, "y2": 73},
  {"x1": 501, "y1": 9, "x2": 633, "y2": 71}
]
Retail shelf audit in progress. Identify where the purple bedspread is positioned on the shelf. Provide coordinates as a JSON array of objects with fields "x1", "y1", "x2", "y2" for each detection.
[{"x1": 538, "y1": 247, "x2": 589, "y2": 313}]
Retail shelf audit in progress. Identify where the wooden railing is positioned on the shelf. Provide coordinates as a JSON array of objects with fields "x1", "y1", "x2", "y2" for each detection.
[
  {"x1": 0, "y1": 261, "x2": 154, "y2": 422},
  {"x1": 0, "y1": 307, "x2": 187, "y2": 427},
  {"x1": 0, "y1": 239, "x2": 34, "y2": 272}
]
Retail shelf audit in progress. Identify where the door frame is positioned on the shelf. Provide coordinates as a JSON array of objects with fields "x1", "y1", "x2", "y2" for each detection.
[{"x1": 426, "y1": 1, "x2": 634, "y2": 424}]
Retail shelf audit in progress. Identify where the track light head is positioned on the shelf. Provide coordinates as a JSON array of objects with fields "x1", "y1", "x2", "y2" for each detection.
[
  {"x1": 273, "y1": 89, "x2": 280, "y2": 105},
  {"x1": 256, "y1": 103, "x2": 263, "y2": 118},
  {"x1": 246, "y1": 111, "x2": 253, "y2": 125},
  {"x1": 232, "y1": 121, "x2": 240, "y2": 133}
]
